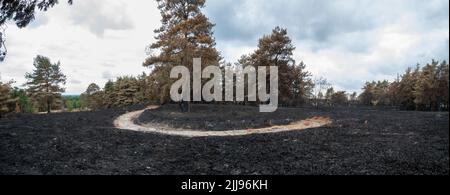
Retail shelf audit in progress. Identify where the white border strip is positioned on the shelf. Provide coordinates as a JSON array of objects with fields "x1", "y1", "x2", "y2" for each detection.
[{"x1": 114, "y1": 106, "x2": 331, "y2": 138}]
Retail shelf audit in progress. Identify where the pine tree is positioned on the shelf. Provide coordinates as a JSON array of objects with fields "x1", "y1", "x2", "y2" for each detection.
[
  {"x1": 437, "y1": 61, "x2": 449, "y2": 110},
  {"x1": 252, "y1": 27, "x2": 295, "y2": 104},
  {"x1": 331, "y1": 91, "x2": 348, "y2": 106},
  {"x1": 374, "y1": 80, "x2": 390, "y2": 106},
  {"x1": 25, "y1": 55, "x2": 66, "y2": 113},
  {"x1": 349, "y1": 92, "x2": 357, "y2": 102},
  {"x1": 80, "y1": 83, "x2": 104, "y2": 110},
  {"x1": 291, "y1": 61, "x2": 314, "y2": 105},
  {"x1": 86, "y1": 83, "x2": 100, "y2": 95},
  {"x1": 414, "y1": 60, "x2": 439, "y2": 110},
  {"x1": 97, "y1": 77, "x2": 142, "y2": 108},
  {"x1": 146, "y1": 67, "x2": 171, "y2": 104},
  {"x1": 243, "y1": 27, "x2": 313, "y2": 106},
  {"x1": 0, "y1": 81, "x2": 11, "y2": 116},
  {"x1": 358, "y1": 60, "x2": 449, "y2": 111},
  {"x1": 312, "y1": 77, "x2": 330, "y2": 108},
  {"x1": 0, "y1": 80, "x2": 17, "y2": 117},
  {"x1": 325, "y1": 87, "x2": 334, "y2": 106},
  {"x1": 114, "y1": 76, "x2": 140, "y2": 107},
  {"x1": 102, "y1": 80, "x2": 116, "y2": 108},
  {"x1": 359, "y1": 82, "x2": 374, "y2": 105},
  {"x1": 143, "y1": 0, "x2": 221, "y2": 110},
  {"x1": 10, "y1": 87, "x2": 33, "y2": 113},
  {"x1": 137, "y1": 72, "x2": 150, "y2": 102},
  {"x1": 387, "y1": 75, "x2": 401, "y2": 107}
]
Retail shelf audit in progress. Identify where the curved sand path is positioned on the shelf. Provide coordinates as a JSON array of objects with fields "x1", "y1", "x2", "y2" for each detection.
[{"x1": 114, "y1": 106, "x2": 332, "y2": 138}]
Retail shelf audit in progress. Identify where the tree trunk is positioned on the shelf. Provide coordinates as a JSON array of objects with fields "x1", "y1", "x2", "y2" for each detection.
[{"x1": 47, "y1": 98, "x2": 51, "y2": 114}]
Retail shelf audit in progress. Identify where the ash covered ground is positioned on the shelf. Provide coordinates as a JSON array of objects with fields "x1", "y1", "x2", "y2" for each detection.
[{"x1": 0, "y1": 104, "x2": 448, "y2": 175}]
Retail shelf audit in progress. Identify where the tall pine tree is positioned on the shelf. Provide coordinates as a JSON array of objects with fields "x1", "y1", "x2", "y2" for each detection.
[
  {"x1": 25, "y1": 55, "x2": 66, "y2": 113},
  {"x1": 143, "y1": 0, "x2": 221, "y2": 111},
  {"x1": 242, "y1": 27, "x2": 313, "y2": 105}
]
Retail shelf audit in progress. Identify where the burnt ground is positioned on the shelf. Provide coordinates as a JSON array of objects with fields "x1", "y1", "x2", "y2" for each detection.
[
  {"x1": 136, "y1": 104, "x2": 326, "y2": 131},
  {"x1": 0, "y1": 104, "x2": 448, "y2": 175}
]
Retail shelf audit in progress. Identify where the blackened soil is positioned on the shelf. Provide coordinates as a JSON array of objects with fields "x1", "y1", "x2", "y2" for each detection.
[
  {"x1": 0, "y1": 104, "x2": 448, "y2": 175},
  {"x1": 136, "y1": 104, "x2": 325, "y2": 131}
]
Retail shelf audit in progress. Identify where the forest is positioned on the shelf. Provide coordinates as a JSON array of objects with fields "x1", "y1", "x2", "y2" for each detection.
[{"x1": 1, "y1": 0, "x2": 449, "y2": 116}]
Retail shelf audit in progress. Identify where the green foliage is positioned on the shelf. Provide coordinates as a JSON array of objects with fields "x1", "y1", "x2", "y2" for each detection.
[
  {"x1": 80, "y1": 75, "x2": 151, "y2": 110},
  {"x1": 238, "y1": 27, "x2": 314, "y2": 106},
  {"x1": 63, "y1": 95, "x2": 81, "y2": 111},
  {"x1": 143, "y1": 0, "x2": 221, "y2": 105},
  {"x1": 331, "y1": 91, "x2": 348, "y2": 106},
  {"x1": 0, "y1": 81, "x2": 12, "y2": 116},
  {"x1": 105, "y1": 76, "x2": 141, "y2": 108},
  {"x1": 79, "y1": 83, "x2": 104, "y2": 110},
  {"x1": 25, "y1": 55, "x2": 66, "y2": 113},
  {"x1": 10, "y1": 87, "x2": 34, "y2": 113},
  {"x1": 360, "y1": 60, "x2": 449, "y2": 111},
  {"x1": 359, "y1": 80, "x2": 390, "y2": 106}
]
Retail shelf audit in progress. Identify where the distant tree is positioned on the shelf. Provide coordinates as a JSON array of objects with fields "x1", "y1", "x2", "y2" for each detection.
[
  {"x1": 290, "y1": 61, "x2": 314, "y2": 105},
  {"x1": 25, "y1": 55, "x2": 66, "y2": 113},
  {"x1": 387, "y1": 75, "x2": 401, "y2": 107},
  {"x1": 349, "y1": 92, "x2": 358, "y2": 102},
  {"x1": 436, "y1": 61, "x2": 449, "y2": 110},
  {"x1": 102, "y1": 80, "x2": 116, "y2": 108},
  {"x1": 0, "y1": 79, "x2": 16, "y2": 117},
  {"x1": 89, "y1": 77, "x2": 144, "y2": 109},
  {"x1": 359, "y1": 82, "x2": 375, "y2": 106},
  {"x1": 414, "y1": 60, "x2": 440, "y2": 110},
  {"x1": 325, "y1": 87, "x2": 334, "y2": 106},
  {"x1": 10, "y1": 87, "x2": 34, "y2": 113},
  {"x1": 63, "y1": 95, "x2": 81, "y2": 111},
  {"x1": 136, "y1": 72, "x2": 150, "y2": 102},
  {"x1": 359, "y1": 60, "x2": 449, "y2": 111},
  {"x1": 374, "y1": 80, "x2": 390, "y2": 106},
  {"x1": 85, "y1": 83, "x2": 100, "y2": 95},
  {"x1": 0, "y1": 0, "x2": 73, "y2": 61},
  {"x1": 237, "y1": 55, "x2": 256, "y2": 105},
  {"x1": 359, "y1": 80, "x2": 390, "y2": 106},
  {"x1": 317, "y1": 92, "x2": 324, "y2": 100},
  {"x1": 79, "y1": 83, "x2": 103, "y2": 110},
  {"x1": 398, "y1": 65, "x2": 420, "y2": 110},
  {"x1": 143, "y1": 0, "x2": 221, "y2": 112},
  {"x1": 348, "y1": 91, "x2": 358, "y2": 106},
  {"x1": 331, "y1": 91, "x2": 348, "y2": 106},
  {"x1": 312, "y1": 77, "x2": 330, "y2": 108},
  {"x1": 113, "y1": 76, "x2": 140, "y2": 107}
]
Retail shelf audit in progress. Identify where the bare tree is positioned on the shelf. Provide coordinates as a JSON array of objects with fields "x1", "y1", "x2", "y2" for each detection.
[{"x1": 313, "y1": 77, "x2": 331, "y2": 109}]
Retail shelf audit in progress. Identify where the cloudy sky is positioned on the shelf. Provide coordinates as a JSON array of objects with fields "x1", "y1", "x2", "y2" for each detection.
[{"x1": 1, "y1": 0, "x2": 448, "y2": 94}]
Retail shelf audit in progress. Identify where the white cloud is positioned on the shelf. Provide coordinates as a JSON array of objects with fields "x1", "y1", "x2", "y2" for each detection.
[{"x1": 67, "y1": 0, "x2": 134, "y2": 37}]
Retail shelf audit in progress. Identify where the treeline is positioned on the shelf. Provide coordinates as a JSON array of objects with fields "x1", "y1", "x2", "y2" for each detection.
[
  {"x1": 63, "y1": 95, "x2": 81, "y2": 111},
  {"x1": 359, "y1": 60, "x2": 449, "y2": 111},
  {"x1": 1, "y1": 0, "x2": 448, "y2": 116},
  {"x1": 0, "y1": 80, "x2": 16, "y2": 117},
  {"x1": 79, "y1": 74, "x2": 150, "y2": 110},
  {"x1": 0, "y1": 82, "x2": 44, "y2": 116}
]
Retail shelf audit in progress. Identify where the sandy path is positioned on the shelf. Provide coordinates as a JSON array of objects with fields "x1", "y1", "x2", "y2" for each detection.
[{"x1": 114, "y1": 106, "x2": 332, "y2": 137}]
